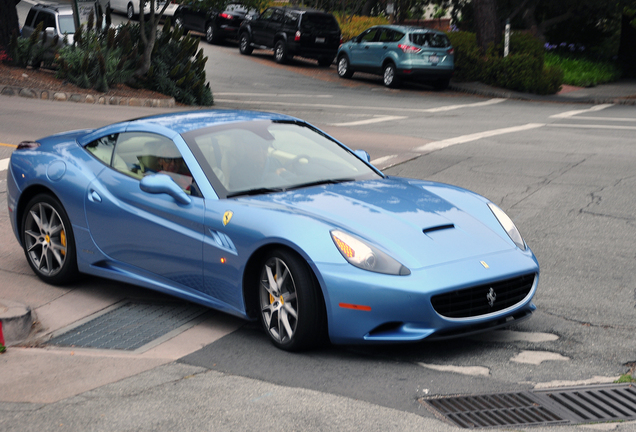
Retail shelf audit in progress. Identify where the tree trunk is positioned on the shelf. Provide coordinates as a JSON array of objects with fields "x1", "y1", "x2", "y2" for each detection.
[
  {"x1": 0, "y1": 0, "x2": 21, "y2": 52},
  {"x1": 134, "y1": 0, "x2": 169, "y2": 78},
  {"x1": 473, "y1": 0, "x2": 500, "y2": 52},
  {"x1": 618, "y1": 12, "x2": 636, "y2": 78}
]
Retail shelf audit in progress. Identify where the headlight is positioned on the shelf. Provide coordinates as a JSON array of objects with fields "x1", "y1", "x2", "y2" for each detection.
[
  {"x1": 488, "y1": 203, "x2": 526, "y2": 251},
  {"x1": 330, "y1": 230, "x2": 410, "y2": 275}
]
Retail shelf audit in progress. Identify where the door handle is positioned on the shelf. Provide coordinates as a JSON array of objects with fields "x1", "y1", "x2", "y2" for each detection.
[
  {"x1": 89, "y1": 190, "x2": 102, "y2": 203},
  {"x1": 364, "y1": 46, "x2": 369, "y2": 49}
]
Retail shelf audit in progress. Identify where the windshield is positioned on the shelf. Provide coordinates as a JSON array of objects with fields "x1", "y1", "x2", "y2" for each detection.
[
  {"x1": 182, "y1": 121, "x2": 380, "y2": 198},
  {"x1": 58, "y1": 15, "x2": 75, "y2": 34}
]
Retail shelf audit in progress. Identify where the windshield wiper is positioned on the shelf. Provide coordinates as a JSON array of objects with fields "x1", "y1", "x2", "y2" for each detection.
[
  {"x1": 226, "y1": 187, "x2": 286, "y2": 198},
  {"x1": 286, "y1": 178, "x2": 355, "y2": 191}
]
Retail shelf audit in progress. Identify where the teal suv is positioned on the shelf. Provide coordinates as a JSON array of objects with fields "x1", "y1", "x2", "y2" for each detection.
[{"x1": 337, "y1": 25, "x2": 454, "y2": 89}]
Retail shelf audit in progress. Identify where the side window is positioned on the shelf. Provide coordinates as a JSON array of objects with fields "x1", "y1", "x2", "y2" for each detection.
[
  {"x1": 259, "y1": 8, "x2": 274, "y2": 20},
  {"x1": 392, "y1": 31, "x2": 405, "y2": 42},
  {"x1": 270, "y1": 9, "x2": 283, "y2": 23},
  {"x1": 85, "y1": 134, "x2": 117, "y2": 165},
  {"x1": 378, "y1": 29, "x2": 391, "y2": 42},
  {"x1": 113, "y1": 132, "x2": 195, "y2": 192},
  {"x1": 25, "y1": 9, "x2": 37, "y2": 27},
  {"x1": 283, "y1": 11, "x2": 298, "y2": 26},
  {"x1": 34, "y1": 11, "x2": 56, "y2": 30},
  {"x1": 360, "y1": 29, "x2": 377, "y2": 42}
]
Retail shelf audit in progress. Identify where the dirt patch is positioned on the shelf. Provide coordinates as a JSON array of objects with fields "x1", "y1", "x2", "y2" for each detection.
[{"x1": 0, "y1": 63, "x2": 171, "y2": 100}]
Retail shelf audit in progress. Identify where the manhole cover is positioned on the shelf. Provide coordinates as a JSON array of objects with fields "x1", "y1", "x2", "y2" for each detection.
[
  {"x1": 421, "y1": 384, "x2": 636, "y2": 428},
  {"x1": 47, "y1": 300, "x2": 209, "y2": 351}
]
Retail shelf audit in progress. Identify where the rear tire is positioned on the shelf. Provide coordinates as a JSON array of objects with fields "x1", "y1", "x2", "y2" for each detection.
[
  {"x1": 274, "y1": 40, "x2": 288, "y2": 64},
  {"x1": 22, "y1": 194, "x2": 78, "y2": 285},
  {"x1": 239, "y1": 32, "x2": 253, "y2": 55},
  {"x1": 383, "y1": 62, "x2": 399, "y2": 88},
  {"x1": 258, "y1": 249, "x2": 326, "y2": 351}
]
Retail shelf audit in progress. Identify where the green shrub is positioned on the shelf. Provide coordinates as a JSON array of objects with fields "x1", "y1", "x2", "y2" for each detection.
[
  {"x1": 448, "y1": 30, "x2": 563, "y2": 94},
  {"x1": 446, "y1": 31, "x2": 483, "y2": 82},
  {"x1": 544, "y1": 52, "x2": 621, "y2": 87},
  {"x1": 128, "y1": 19, "x2": 213, "y2": 106},
  {"x1": 56, "y1": 23, "x2": 137, "y2": 92},
  {"x1": 8, "y1": 22, "x2": 59, "y2": 69},
  {"x1": 334, "y1": 14, "x2": 389, "y2": 42}
]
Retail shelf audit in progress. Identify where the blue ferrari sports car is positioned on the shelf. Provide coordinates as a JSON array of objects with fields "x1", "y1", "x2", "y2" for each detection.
[{"x1": 7, "y1": 110, "x2": 539, "y2": 351}]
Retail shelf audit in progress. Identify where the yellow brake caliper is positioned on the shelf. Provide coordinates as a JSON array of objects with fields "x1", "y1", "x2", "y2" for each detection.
[
  {"x1": 60, "y1": 230, "x2": 66, "y2": 256},
  {"x1": 269, "y1": 274, "x2": 284, "y2": 305}
]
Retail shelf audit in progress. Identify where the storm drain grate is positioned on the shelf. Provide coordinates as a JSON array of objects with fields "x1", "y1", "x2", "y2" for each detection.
[
  {"x1": 422, "y1": 384, "x2": 636, "y2": 428},
  {"x1": 47, "y1": 300, "x2": 208, "y2": 351}
]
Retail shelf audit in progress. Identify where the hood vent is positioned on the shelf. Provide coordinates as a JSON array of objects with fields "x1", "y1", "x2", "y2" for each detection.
[{"x1": 423, "y1": 224, "x2": 455, "y2": 235}]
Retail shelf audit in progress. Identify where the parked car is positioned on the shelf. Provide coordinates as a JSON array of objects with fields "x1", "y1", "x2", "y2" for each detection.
[
  {"x1": 238, "y1": 6, "x2": 341, "y2": 66},
  {"x1": 337, "y1": 25, "x2": 454, "y2": 89},
  {"x1": 103, "y1": 0, "x2": 178, "y2": 20},
  {"x1": 173, "y1": 2, "x2": 257, "y2": 44},
  {"x1": 8, "y1": 110, "x2": 539, "y2": 351},
  {"x1": 21, "y1": 3, "x2": 75, "y2": 47}
]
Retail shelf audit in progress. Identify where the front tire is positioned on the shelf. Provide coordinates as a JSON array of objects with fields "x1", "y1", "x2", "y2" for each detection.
[
  {"x1": 174, "y1": 16, "x2": 184, "y2": 29},
  {"x1": 205, "y1": 22, "x2": 218, "y2": 44},
  {"x1": 383, "y1": 62, "x2": 400, "y2": 88},
  {"x1": 258, "y1": 249, "x2": 326, "y2": 351},
  {"x1": 239, "y1": 32, "x2": 253, "y2": 55},
  {"x1": 274, "y1": 40, "x2": 288, "y2": 64},
  {"x1": 337, "y1": 55, "x2": 353, "y2": 78},
  {"x1": 22, "y1": 194, "x2": 78, "y2": 285},
  {"x1": 126, "y1": 2, "x2": 135, "y2": 19}
]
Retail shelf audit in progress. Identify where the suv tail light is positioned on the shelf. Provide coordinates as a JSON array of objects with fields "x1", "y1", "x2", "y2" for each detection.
[
  {"x1": 447, "y1": 47, "x2": 455, "y2": 55},
  {"x1": 219, "y1": 12, "x2": 231, "y2": 19},
  {"x1": 398, "y1": 44, "x2": 421, "y2": 54},
  {"x1": 295, "y1": 30, "x2": 301, "y2": 42}
]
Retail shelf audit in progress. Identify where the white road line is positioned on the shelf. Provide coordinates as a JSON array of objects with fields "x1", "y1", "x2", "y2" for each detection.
[
  {"x1": 330, "y1": 116, "x2": 407, "y2": 127},
  {"x1": 413, "y1": 123, "x2": 545, "y2": 152},
  {"x1": 553, "y1": 115, "x2": 636, "y2": 122},
  {"x1": 549, "y1": 104, "x2": 613, "y2": 119},
  {"x1": 215, "y1": 98, "x2": 506, "y2": 114},
  {"x1": 0, "y1": 158, "x2": 9, "y2": 172},
  {"x1": 370, "y1": 155, "x2": 398, "y2": 166},
  {"x1": 421, "y1": 98, "x2": 506, "y2": 112},
  {"x1": 548, "y1": 124, "x2": 636, "y2": 131}
]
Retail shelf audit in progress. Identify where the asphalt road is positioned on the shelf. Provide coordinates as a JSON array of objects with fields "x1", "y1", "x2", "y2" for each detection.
[{"x1": 2, "y1": 9, "x2": 636, "y2": 431}]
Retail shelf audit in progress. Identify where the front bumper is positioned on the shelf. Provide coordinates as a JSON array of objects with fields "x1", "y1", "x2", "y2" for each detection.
[{"x1": 316, "y1": 247, "x2": 539, "y2": 345}]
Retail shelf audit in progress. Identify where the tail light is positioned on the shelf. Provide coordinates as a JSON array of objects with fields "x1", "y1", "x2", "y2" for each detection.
[
  {"x1": 219, "y1": 12, "x2": 231, "y2": 19},
  {"x1": 447, "y1": 47, "x2": 455, "y2": 55},
  {"x1": 294, "y1": 30, "x2": 301, "y2": 42},
  {"x1": 398, "y1": 44, "x2": 421, "y2": 54},
  {"x1": 17, "y1": 141, "x2": 40, "y2": 150}
]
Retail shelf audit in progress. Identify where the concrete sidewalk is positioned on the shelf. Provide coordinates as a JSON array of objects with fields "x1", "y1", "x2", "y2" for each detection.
[{"x1": 450, "y1": 79, "x2": 636, "y2": 105}]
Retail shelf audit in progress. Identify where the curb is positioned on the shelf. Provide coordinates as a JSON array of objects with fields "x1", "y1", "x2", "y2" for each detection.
[
  {"x1": 0, "y1": 299, "x2": 33, "y2": 346},
  {"x1": 449, "y1": 81, "x2": 636, "y2": 105},
  {"x1": 0, "y1": 84, "x2": 176, "y2": 108}
]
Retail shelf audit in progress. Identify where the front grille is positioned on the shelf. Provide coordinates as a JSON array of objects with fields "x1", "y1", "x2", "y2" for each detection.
[{"x1": 431, "y1": 274, "x2": 535, "y2": 319}]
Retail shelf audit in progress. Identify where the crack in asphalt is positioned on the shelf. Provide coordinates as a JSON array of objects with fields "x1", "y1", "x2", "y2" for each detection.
[{"x1": 541, "y1": 309, "x2": 636, "y2": 331}]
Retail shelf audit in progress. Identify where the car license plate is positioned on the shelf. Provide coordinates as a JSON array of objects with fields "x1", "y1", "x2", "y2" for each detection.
[
  {"x1": 315, "y1": 37, "x2": 325, "y2": 43},
  {"x1": 429, "y1": 54, "x2": 439, "y2": 63}
]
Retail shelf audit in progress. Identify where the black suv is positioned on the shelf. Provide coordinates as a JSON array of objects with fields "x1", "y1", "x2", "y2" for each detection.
[
  {"x1": 173, "y1": 3, "x2": 257, "y2": 44},
  {"x1": 238, "y1": 7, "x2": 341, "y2": 66}
]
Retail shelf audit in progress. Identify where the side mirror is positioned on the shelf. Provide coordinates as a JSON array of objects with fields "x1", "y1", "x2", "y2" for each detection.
[
  {"x1": 354, "y1": 149, "x2": 371, "y2": 163},
  {"x1": 140, "y1": 174, "x2": 191, "y2": 205}
]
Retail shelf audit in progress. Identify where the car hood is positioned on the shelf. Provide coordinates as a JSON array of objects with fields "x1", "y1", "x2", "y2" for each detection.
[{"x1": 252, "y1": 178, "x2": 514, "y2": 269}]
